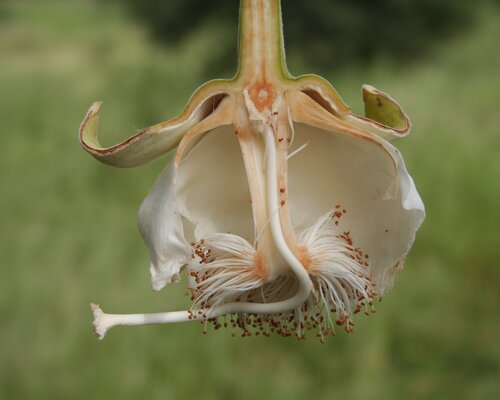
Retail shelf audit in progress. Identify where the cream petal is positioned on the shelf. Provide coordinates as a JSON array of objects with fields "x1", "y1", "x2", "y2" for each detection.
[
  {"x1": 287, "y1": 124, "x2": 424, "y2": 295},
  {"x1": 176, "y1": 125, "x2": 254, "y2": 243},
  {"x1": 137, "y1": 161, "x2": 192, "y2": 291}
]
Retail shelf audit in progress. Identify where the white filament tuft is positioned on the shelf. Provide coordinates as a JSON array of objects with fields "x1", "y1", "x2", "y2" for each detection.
[
  {"x1": 298, "y1": 210, "x2": 376, "y2": 335},
  {"x1": 189, "y1": 233, "x2": 264, "y2": 311}
]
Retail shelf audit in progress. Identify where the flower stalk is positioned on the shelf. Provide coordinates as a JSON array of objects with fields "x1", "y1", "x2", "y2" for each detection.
[{"x1": 236, "y1": 0, "x2": 289, "y2": 82}]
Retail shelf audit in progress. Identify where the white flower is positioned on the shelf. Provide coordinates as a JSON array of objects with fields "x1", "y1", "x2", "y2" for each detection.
[{"x1": 81, "y1": 0, "x2": 424, "y2": 340}]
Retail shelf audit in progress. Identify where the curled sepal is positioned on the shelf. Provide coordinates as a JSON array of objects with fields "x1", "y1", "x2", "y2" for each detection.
[
  {"x1": 138, "y1": 161, "x2": 192, "y2": 290},
  {"x1": 79, "y1": 98, "x2": 215, "y2": 168},
  {"x1": 344, "y1": 85, "x2": 411, "y2": 142}
]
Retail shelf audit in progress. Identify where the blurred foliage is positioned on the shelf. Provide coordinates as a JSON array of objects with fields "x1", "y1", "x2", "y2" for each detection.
[
  {"x1": 122, "y1": 0, "x2": 479, "y2": 74},
  {"x1": 1, "y1": 0, "x2": 500, "y2": 399}
]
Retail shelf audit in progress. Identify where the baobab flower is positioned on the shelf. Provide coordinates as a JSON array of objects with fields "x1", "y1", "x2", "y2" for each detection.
[{"x1": 80, "y1": 0, "x2": 425, "y2": 341}]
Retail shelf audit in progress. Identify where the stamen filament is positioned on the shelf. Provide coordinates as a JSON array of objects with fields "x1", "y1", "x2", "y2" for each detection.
[{"x1": 287, "y1": 140, "x2": 309, "y2": 160}]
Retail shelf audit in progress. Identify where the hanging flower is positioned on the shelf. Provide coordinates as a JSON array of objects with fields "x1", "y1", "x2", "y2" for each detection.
[{"x1": 80, "y1": 0, "x2": 424, "y2": 340}]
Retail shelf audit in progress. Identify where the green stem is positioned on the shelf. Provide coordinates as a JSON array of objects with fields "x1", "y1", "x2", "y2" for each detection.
[{"x1": 237, "y1": 0, "x2": 290, "y2": 82}]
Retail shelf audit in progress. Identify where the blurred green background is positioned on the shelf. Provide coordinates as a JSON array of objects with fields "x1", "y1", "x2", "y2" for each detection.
[{"x1": 1, "y1": 0, "x2": 499, "y2": 399}]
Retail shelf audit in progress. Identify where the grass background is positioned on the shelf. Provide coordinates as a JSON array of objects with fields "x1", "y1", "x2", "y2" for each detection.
[{"x1": 1, "y1": 1, "x2": 499, "y2": 399}]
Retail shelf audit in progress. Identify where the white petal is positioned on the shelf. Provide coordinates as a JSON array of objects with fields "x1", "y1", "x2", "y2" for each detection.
[
  {"x1": 137, "y1": 161, "x2": 191, "y2": 291},
  {"x1": 175, "y1": 126, "x2": 254, "y2": 243},
  {"x1": 288, "y1": 124, "x2": 424, "y2": 295}
]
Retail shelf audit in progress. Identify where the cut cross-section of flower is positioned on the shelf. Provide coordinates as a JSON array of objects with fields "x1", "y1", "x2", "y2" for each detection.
[{"x1": 81, "y1": 0, "x2": 424, "y2": 340}]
